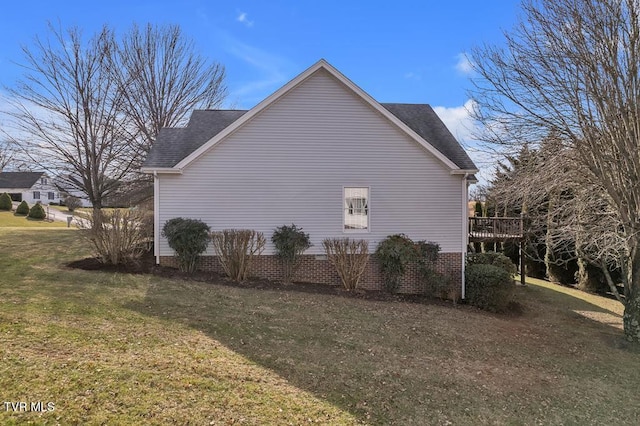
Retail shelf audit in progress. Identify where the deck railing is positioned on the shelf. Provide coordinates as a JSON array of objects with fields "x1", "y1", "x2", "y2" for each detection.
[{"x1": 468, "y1": 216, "x2": 523, "y2": 241}]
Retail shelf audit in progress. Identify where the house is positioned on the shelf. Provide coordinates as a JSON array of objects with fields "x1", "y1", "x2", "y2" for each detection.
[
  {"x1": 0, "y1": 172, "x2": 64, "y2": 204},
  {"x1": 55, "y1": 174, "x2": 93, "y2": 208},
  {"x1": 142, "y1": 59, "x2": 478, "y2": 295}
]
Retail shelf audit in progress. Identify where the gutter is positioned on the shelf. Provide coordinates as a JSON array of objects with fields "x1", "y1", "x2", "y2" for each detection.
[
  {"x1": 461, "y1": 173, "x2": 471, "y2": 299},
  {"x1": 141, "y1": 167, "x2": 183, "y2": 174}
]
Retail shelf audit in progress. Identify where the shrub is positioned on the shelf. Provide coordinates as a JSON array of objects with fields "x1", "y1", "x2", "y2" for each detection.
[
  {"x1": 80, "y1": 209, "x2": 153, "y2": 265},
  {"x1": 467, "y1": 251, "x2": 517, "y2": 277},
  {"x1": 465, "y1": 263, "x2": 515, "y2": 313},
  {"x1": 64, "y1": 195, "x2": 82, "y2": 212},
  {"x1": 323, "y1": 238, "x2": 369, "y2": 291},
  {"x1": 272, "y1": 224, "x2": 312, "y2": 283},
  {"x1": 414, "y1": 241, "x2": 451, "y2": 298},
  {"x1": 211, "y1": 229, "x2": 266, "y2": 282},
  {"x1": 375, "y1": 234, "x2": 417, "y2": 293},
  {"x1": 28, "y1": 203, "x2": 46, "y2": 220},
  {"x1": 424, "y1": 270, "x2": 459, "y2": 302},
  {"x1": 415, "y1": 240, "x2": 440, "y2": 272},
  {"x1": 15, "y1": 201, "x2": 30, "y2": 216},
  {"x1": 0, "y1": 192, "x2": 12, "y2": 211},
  {"x1": 162, "y1": 218, "x2": 211, "y2": 273}
]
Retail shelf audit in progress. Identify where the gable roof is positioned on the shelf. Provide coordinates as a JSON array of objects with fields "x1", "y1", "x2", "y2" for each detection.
[
  {"x1": 381, "y1": 104, "x2": 477, "y2": 170},
  {"x1": 142, "y1": 59, "x2": 478, "y2": 173},
  {"x1": 143, "y1": 110, "x2": 247, "y2": 169},
  {"x1": 0, "y1": 172, "x2": 45, "y2": 189}
]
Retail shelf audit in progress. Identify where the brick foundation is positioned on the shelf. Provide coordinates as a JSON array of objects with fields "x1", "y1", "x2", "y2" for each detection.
[{"x1": 159, "y1": 252, "x2": 462, "y2": 295}]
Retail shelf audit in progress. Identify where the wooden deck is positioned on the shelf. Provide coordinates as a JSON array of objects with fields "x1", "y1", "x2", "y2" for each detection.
[
  {"x1": 468, "y1": 217, "x2": 523, "y2": 242},
  {"x1": 468, "y1": 216, "x2": 526, "y2": 285}
]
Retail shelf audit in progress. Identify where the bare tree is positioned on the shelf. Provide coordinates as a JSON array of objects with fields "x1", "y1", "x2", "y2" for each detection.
[
  {"x1": 0, "y1": 140, "x2": 16, "y2": 171},
  {"x1": 109, "y1": 23, "x2": 227, "y2": 163},
  {"x1": 470, "y1": 0, "x2": 640, "y2": 341},
  {"x1": 3, "y1": 24, "x2": 134, "y2": 208},
  {"x1": 487, "y1": 138, "x2": 627, "y2": 299},
  {"x1": 3, "y1": 22, "x2": 227, "y2": 208}
]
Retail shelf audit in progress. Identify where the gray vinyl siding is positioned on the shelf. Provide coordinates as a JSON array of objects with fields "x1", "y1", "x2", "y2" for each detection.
[{"x1": 158, "y1": 69, "x2": 465, "y2": 255}]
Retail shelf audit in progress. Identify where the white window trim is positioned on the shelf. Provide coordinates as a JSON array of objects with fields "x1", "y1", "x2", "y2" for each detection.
[{"x1": 342, "y1": 186, "x2": 371, "y2": 233}]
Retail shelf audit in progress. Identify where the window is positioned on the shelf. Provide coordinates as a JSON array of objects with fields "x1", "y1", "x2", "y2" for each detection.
[
  {"x1": 41, "y1": 178, "x2": 48, "y2": 185},
  {"x1": 33, "y1": 191, "x2": 40, "y2": 200},
  {"x1": 344, "y1": 187, "x2": 369, "y2": 231},
  {"x1": 48, "y1": 192, "x2": 55, "y2": 200}
]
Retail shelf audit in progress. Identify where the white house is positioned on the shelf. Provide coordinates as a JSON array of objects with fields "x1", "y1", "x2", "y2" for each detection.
[
  {"x1": 55, "y1": 174, "x2": 93, "y2": 208},
  {"x1": 0, "y1": 172, "x2": 64, "y2": 205},
  {"x1": 142, "y1": 59, "x2": 478, "y2": 294}
]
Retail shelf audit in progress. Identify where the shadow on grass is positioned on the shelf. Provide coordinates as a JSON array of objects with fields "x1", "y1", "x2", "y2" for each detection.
[
  {"x1": 520, "y1": 278, "x2": 624, "y2": 319},
  {"x1": 6, "y1": 229, "x2": 640, "y2": 424},
  {"x1": 124, "y1": 279, "x2": 408, "y2": 423},
  {"x1": 123, "y1": 272, "x2": 633, "y2": 424}
]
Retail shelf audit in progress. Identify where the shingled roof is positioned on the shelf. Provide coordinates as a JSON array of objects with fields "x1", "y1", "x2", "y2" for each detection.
[
  {"x1": 0, "y1": 172, "x2": 45, "y2": 189},
  {"x1": 381, "y1": 103, "x2": 476, "y2": 170},
  {"x1": 143, "y1": 104, "x2": 476, "y2": 170},
  {"x1": 143, "y1": 110, "x2": 247, "y2": 169}
]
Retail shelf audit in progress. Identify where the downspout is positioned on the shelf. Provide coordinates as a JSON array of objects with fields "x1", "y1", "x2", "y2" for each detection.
[
  {"x1": 154, "y1": 171, "x2": 160, "y2": 265},
  {"x1": 461, "y1": 173, "x2": 470, "y2": 299}
]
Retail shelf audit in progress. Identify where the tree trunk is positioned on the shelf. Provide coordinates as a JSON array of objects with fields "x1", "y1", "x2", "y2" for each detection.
[
  {"x1": 623, "y1": 246, "x2": 640, "y2": 342},
  {"x1": 544, "y1": 192, "x2": 561, "y2": 282},
  {"x1": 576, "y1": 257, "x2": 597, "y2": 291},
  {"x1": 623, "y1": 290, "x2": 640, "y2": 342}
]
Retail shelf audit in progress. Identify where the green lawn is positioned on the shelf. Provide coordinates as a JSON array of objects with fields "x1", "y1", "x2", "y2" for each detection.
[
  {"x1": 1, "y1": 229, "x2": 639, "y2": 424},
  {"x1": 0, "y1": 210, "x2": 67, "y2": 228}
]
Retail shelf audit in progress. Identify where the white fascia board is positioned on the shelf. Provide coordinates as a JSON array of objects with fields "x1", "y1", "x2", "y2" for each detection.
[
  {"x1": 174, "y1": 58, "x2": 467, "y2": 173},
  {"x1": 451, "y1": 169, "x2": 479, "y2": 175},
  {"x1": 140, "y1": 167, "x2": 183, "y2": 174}
]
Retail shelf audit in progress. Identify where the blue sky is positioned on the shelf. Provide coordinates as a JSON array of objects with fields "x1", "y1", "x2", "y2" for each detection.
[{"x1": 0, "y1": 0, "x2": 521, "y2": 178}]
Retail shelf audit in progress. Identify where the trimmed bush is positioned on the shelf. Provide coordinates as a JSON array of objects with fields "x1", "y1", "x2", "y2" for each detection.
[
  {"x1": 0, "y1": 192, "x2": 12, "y2": 211},
  {"x1": 28, "y1": 203, "x2": 46, "y2": 220},
  {"x1": 414, "y1": 241, "x2": 454, "y2": 299},
  {"x1": 162, "y1": 218, "x2": 211, "y2": 273},
  {"x1": 424, "y1": 270, "x2": 458, "y2": 301},
  {"x1": 323, "y1": 238, "x2": 369, "y2": 291},
  {"x1": 211, "y1": 229, "x2": 266, "y2": 282},
  {"x1": 15, "y1": 201, "x2": 30, "y2": 216},
  {"x1": 465, "y1": 263, "x2": 515, "y2": 312},
  {"x1": 272, "y1": 224, "x2": 312, "y2": 283},
  {"x1": 80, "y1": 209, "x2": 152, "y2": 265},
  {"x1": 467, "y1": 251, "x2": 517, "y2": 277},
  {"x1": 64, "y1": 196, "x2": 82, "y2": 212},
  {"x1": 375, "y1": 234, "x2": 417, "y2": 293}
]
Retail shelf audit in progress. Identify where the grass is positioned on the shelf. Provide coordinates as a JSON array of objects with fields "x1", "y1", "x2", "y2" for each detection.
[
  {"x1": 48, "y1": 205, "x2": 119, "y2": 214},
  {"x1": 46, "y1": 205, "x2": 73, "y2": 213},
  {"x1": 0, "y1": 210, "x2": 67, "y2": 228},
  {"x1": 1, "y1": 229, "x2": 639, "y2": 424}
]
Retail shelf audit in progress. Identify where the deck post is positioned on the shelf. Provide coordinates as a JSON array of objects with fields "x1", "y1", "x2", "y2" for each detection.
[{"x1": 520, "y1": 239, "x2": 526, "y2": 285}]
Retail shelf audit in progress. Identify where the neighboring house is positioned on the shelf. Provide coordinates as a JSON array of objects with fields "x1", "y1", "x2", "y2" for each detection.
[
  {"x1": 142, "y1": 59, "x2": 478, "y2": 294},
  {"x1": 55, "y1": 174, "x2": 93, "y2": 208},
  {"x1": 0, "y1": 171, "x2": 64, "y2": 204}
]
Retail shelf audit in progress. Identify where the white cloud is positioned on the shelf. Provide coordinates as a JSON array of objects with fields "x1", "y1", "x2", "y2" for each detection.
[
  {"x1": 236, "y1": 12, "x2": 254, "y2": 28},
  {"x1": 433, "y1": 99, "x2": 477, "y2": 142},
  {"x1": 454, "y1": 53, "x2": 474, "y2": 75},
  {"x1": 404, "y1": 71, "x2": 421, "y2": 81},
  {"x1": 216, "y1": 32, "x2": 296, "y2": 107},
  {"x1": 433, "y1": 99, "x2": 499, "y2": 185}
]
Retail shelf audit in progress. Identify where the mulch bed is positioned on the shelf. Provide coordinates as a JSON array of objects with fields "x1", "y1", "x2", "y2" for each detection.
[{"x1": 65, "y1": 251, "x2": 448, "y2": 305}]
